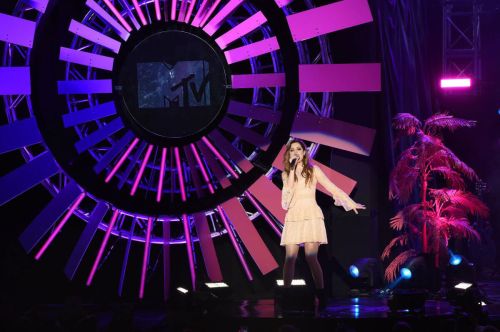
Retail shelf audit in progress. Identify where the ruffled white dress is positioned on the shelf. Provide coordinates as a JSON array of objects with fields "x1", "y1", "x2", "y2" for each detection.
[{"x1": 280, "y1": 165, "x2": 359, "y2": 246}]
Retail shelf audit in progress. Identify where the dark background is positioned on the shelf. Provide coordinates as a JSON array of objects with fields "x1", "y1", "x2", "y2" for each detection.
[{"x1": 0, "y1": 0, "x2": 499, "y2": 309}]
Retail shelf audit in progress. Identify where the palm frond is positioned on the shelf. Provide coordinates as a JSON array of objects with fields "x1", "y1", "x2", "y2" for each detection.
[
  {"x1": 429, "y1": 166, "x2": 465, "y2": 190},
  {"x1": 431, "y1": 189, "x2": 489, "y2": 219},
  {"x1": 424, "y1": 113, "x2": 476, "y2": 135},
  {"x1": 381, "y1": 234, "x2": 408, "y2": 259},
  {"x1": 441, "y1": 147, "x2": 479, "y2": 181},
  {"x1": 393, "y1": 113, "x2": 422, "y2": 136},
  {"x1": 446, "y1": 217, "x2": 481, "y2": 242},
  {"x1": 384, "y1": 250, "x2": 418, "y2": 282}
]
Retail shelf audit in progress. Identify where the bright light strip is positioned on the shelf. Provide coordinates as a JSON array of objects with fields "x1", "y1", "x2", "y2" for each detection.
[
  {"x1": 171, "y1": 0, "x2": 177, "y2": 20},
  {"x1": 130, "y1": 144, "x2": 154, "y2": 196},
  {"x1": 86, "y1": 209, "x2": 120, "y2": 285},
  {"x1": 105, "y1": 138, "x2": 140, "y2": 183},
  {"x1": 454, "y1": 282, "x2": 473, "y2": 290},
  {"x1": 190, "y1": 143, "x2": 215, "y2": 194},
  {"x1": 184, "y1": 0, "x2": 198, "y2": 23},
  {"x1": 440, "y1": 78, "x2": 471, "y2": 88},
  {"x1": 156, "y1": 148, "x2": 167, "y2": 202},
  {"x1": 131, "y1": 0, "x2": 147, "y2": 25},
  {"x1": 182, "y1": 214, "x2": 196, "y2": 290},
  {"x1": 245, "y1": 191, "x2": 281, "y2": 237},
  {"x1": 154, "y1": 0, "x2": 161, "y2": 20},
  {"x1": 276, "y1": 279, "x2": 306, "y2": 286},
  {"x1": 35, "y1": 193, "x2": 86, "y2": 260},
  {"x1": 174, "y1": 147, "x2": 187, "y2": 201},
  {"x1": 201, "y1": 137, "x2": 239, "y2": 179},
  {"x1": 205, "y1": 282, "x2": 229, "y2": 288},
  {"x1": 102, "y1": 0, "x2": 132, "y2": 32},
  {"x1": 177, "y1": 287, "x2": 189, "y2": 294}
]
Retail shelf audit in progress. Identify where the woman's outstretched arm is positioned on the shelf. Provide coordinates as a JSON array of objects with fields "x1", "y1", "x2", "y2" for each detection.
[{"x1": 313, "y1": 165, "x2": 365, "y2": 214}]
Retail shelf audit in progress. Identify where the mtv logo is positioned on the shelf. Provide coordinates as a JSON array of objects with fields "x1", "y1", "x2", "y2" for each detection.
[{"x1": 138, "y1": 61, "x2": 211, "y2": 109}]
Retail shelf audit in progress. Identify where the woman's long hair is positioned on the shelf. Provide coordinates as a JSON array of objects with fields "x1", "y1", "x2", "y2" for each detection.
[{"x1": 283, "y1": 139, "x2": 313, "y2": 185}]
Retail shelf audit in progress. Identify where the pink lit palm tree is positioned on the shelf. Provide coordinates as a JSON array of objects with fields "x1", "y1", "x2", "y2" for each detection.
[{"x1": 382, "y1": 113, "x2": 489, "y2": 281}]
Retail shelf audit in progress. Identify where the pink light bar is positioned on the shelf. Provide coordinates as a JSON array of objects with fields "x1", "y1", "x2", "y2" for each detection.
[
  {"x1": 131, "y1": 0, "x2": 147, "y2": 25},
  {"x1": 203, "y1": 0, "x2": 245, "y2": 36},
  {"x1": 199, "y1": 0, "x2": 222, "y2": 27},
  {"x1": 184, "y1": 0, "x2": 198, "y2": 23},
  {"x1": 201, "y1": 137, "x2": 239, "y2": 179},
  {"x1": 157, "y1": 147, "x2": 167, "y2": 202},
  {"x1": 139, "y1": 217, "x2": 153, "y2": 299},
  {"x1": 224, "y1": 37, "x2": 279, "y2": 64},
  {"x1": 182, "y1": 214, "x2": 196, "y2": 290},
  {"x1": 190, "y1": 143, "x2": 215, "y2": 194},
  {"x1": 35, "y1": 193, "x2": 86, "y2": 260},
  {"x1": 215, "y1": 11, "x2": 267, "y2": 50},
  {"x1": 103, "y1": 0, "x2": 132, "y2": 32},
  {"x1": 231, "y1": 73, "x2": 286, "y2": 89},
  {"x1": 217, "y1": 206, "x2": 253, "y2": 280},
  {"x1": 174, "y1": 147, "x2": 187, "y2": 201},
  {"x1": 171, "y1": 0, "x2": 177, "y2": 20},
  {"x1": 86, "y1": 209, "x2": 120, "y2": 286},
  {"x1": 440, "y1": 78, "x2": 471, "y2": 88},
  {"x1": 177, "y1": 0, "x2": 189, "y2": 21},
  {"x1": 130, "y1": 144, "x2": 154, "y2": 196},
  {"x1": 245, "y1": 191, "x2": 281, "y2": 237},
  {"x1": 190, "y1": 0, "x2": 210, "y2": 26},
  {"x1": 154, "y1": 0, "x2": 161, "y2": 20},
  {"x1": 105, "y1": 137, "x2": 140, "y2": 183}
]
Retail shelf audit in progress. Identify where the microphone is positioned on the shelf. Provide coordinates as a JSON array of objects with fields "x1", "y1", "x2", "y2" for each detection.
[{"x1": 290, "y1": 157, "x2": 297, "y2": 167}]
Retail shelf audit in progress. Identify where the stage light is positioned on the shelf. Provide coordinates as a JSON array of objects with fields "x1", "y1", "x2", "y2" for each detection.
[
  {"x1": 455, "y1": 282, "x2": 473, "y2": 290},
  {"x1": 349, "y1": 265, "x2": 360, "y2": 278},
  {"x1": 400, "y1": 268, "x2": 412, "y2": 280},
  {"x1": 276, "y1": 279, "x2": 306, "y2": 286},
  {"x1": 440, "y1": 78, "x2": 471, "y2": 88},
  {"x1": 450, "y1": 254, "x2": 462, "y2": 266},
  {"x1": 445, "y1": 255, "x2": 477, "y2": 290},
  {"x1": 177, "y1": 287, "x2": 189, "y2": 294},
  {"x1": 205, "y1": 282, "x2": 229, "y2": 288}
]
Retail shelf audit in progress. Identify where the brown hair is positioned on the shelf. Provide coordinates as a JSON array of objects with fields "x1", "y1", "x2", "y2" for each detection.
[{"x1": 283, "y1": 139, "x2": 313, "y2": 185}]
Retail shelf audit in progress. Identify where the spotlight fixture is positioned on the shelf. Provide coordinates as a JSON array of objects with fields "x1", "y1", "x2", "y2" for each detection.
[{"x1": 348, "y1": 258, "x2": 383, "y2": 296}]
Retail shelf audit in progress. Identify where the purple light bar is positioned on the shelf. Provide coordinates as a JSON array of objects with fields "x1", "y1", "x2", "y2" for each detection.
[
  {"x1": 184, "y1": 0, "x2": 198, "y2": 23},
  {"x1": 178, "y1": 0, "x2": 189, "y2": 21},
  {"x1": 69, "y1": 20, "x2": 121, "y2": 54},
  {"x1": 58, "y1": 79, "x2": 112, "y2": 94},
  {"x1": 102, "y1": 0, "x2": 133, "y2": 32},
  {"x1": 157, "y1": 147, "x2": 167, "y2": 202},
  {"x1": 131, "y1": 0, "x2": 147, "y2": 25},
  {"x1": 171, "y1": 0, "x2": 177, "y2": 20},
  {"x1": 162, "y1": 222, "x2": 171, "y2": 301},
  {"x1": 86, "y1": 209, "x2": 120, "y2": 286},
  {"x1": 208, "y1": 129, "x2": 253, "y2": 173},
  {"x1": 23, "y1": 0, "x2": 49, "y2": 13},
  {"x1": 226, "y1": 100, "x2": 280, "y2": 124},
  {"x1": 215, "y1": 11, "x2": 267, "y2": 50},
  {"x1": 274, "y1": 0, "x2": 293, "y2": 8},
  {"x1": 154, "y1": 0, "x2": 161, "y2": 20},
  {"x1": 219, "y1": 117, "x2": 270, "y2": 149},
  {"x1": 199, "y1": 0, "x2": 222, "y2": 27},
  {"x1": 75, "y1": 117, "x2": 124, "y2": 154},
  {"x1": 201, "y1": 137, "x2": 239, "y2": 178},
  {"x1": 0, "y1": 67, "x2": 31, "y2": 95},
  {"x1": 0, "y1": 118, "x2": 41, "y2": 155},
  {"x1": 34, "y1": 193, "x2": 86, "y2": 260},
  {"x1": 203, "y1": 0, "x2": 245, "y2": 36},
  {"x1": 184, "y1": 146, "x2": 204, "y2": 197},
  {"x1": 224, "y1": 37, "x2": 279, "y2": 65},
  {"x1": 286, "y1": 0, "x2": 373, "y2": 42},
  {"x1": 231, "y1": 73, "x2": 285, "y2": 89},
  {"x1": 85, "y1": 0, "x2": 130, "y2": 40},
  {"x1": 118, "y1": 142, "x2": 146, "y2": 189},
  {"x1": 245, "y1": 191, "x2": 281, "y2": 237},
  {"x1": 59, "y1": 47, "x2": 114, "y2": 71},
  {"x1": 217, "y1": 206, "x2": 253, "y2": 280},
  {"x1": 139, "y1": 217, "x2": 153, "y2": 298},
  {"x1": 105, "y1": 137, "x2": 140, "y2": 182},
  {"x1": 174, "y1": 147, "x2": 187, "y2": 201},
  {"x1": 440, "y1": 78, "x2": 471, "y2": 88},
  {"x1": 119, "y1": 219, "x2": 136, "y2": 296},
  {"x1": 182, "y1": 214, "x2": 196, "y2": 290},
  {"x1": 190, "y1": 0, "x2": 210, "y2": 26},
  {"x1": 63, "y1": 101, "x2": 117, "y2": 128},
  {"x1": 130, "y1": 144, "x2": 154, "y2": 196},
  {"x1": 299, "y1": 64, "x2": 381, "y2": 92},
  {"x1": 0, "y1": 13, "x2": 36, "y2": 48},
  {"x1": 190, "y1": 143, "x2": 215, "y2": 193},
  {"x1": 94, "y1": 131, "x2": 134, "y2": 174}
]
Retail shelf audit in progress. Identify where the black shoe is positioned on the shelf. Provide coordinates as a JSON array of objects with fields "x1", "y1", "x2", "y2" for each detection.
[{"x1": 315, "y1": 289, "x2": 327, "y2": 310}]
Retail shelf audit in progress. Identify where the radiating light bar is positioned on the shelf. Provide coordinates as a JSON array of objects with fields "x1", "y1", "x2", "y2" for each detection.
[
  {"x1": 217, "y1": 206, "x2": 253, "y2": 280},
  {"x1": 182, "y1": 214, "x2": 196, "y2": 290},
  {"x1": 85, "y1": 0, "x2": 130, "y2": 40},
  {"x1": 203, "y1": 0, "x2": 245, "y2": 35},
  {"x1": 75, "y1": 117, "x2": 124, "y2": 154},
  {"x1": 199, "y1": 0, "x2": 222, "y2": 27},
  {"x1": 184, "y1": 0, "x2": 198, "y2": 23},
  {"x1": 131, "y1": 0, "x2": 147, "y2": 25},
  {"x1": 224, "y1": 37, "x2": 279, "y2": 64},
  {"x1": 57, "y1": 79, "x2": 112, "y2": 94},
  {"x1": 69, "y1": 20, "x2": 121, "y2": 53},
  {"x1": 245, "y1": 191, "x2": 281, "y2": 237},
  {"x1": 178, "y1": 0, "x2": 189, "y2": 21},
  {"x1": 190, "y1": 0, "x2": 210, "y2": 26},
  {"x1": 0, "y1": 118, "x2": 41, "y2": 155},
  {"x1": 105, "y1": 137, "x2": 140, "y2": 182},
  {"x1": 231, "y1": 73, "x2": 285, "y2": 88},
  {"x1": 0, "y1": 13, "x2": 36, "y2": 48},
  {"x1": 440, "y1": 78, "x2": 471, "y2": 88},
  {"x1": 201, "y1": 137, "x2": 239, "y2": 178},
  {"x1": 35, "y1": 193, "x2": 86, "y2": 260},
  {"x1": 157, "y1": 147, "x2": 167, "y2": 202},
  {"x1": 102, "y1": 0, "x2": 133, "y2": 32},
  {"x1": 0, "y1": 67, "x2": 31, "y2": 95},
  {"x1": 215, "y1": 11, "x2": 267, "y2": 49},
  {"x1": 190, "y1": 143, "x2": 215, "y2": 194},
  {"x1": 60, "y1": 47, "x2": 114, "y2": 71},
  {"x1": 154, "y1": 0, "x2": 161, "y2": 20},
  {"x1": 139, "y1": 217, "x2": 153, "y2": 298},
  {"x1": 174, "y1": 147, "x2": 187, "y2": 201},
  {"x1": 63, "y1": 101, "x2": 117, "y2": 128},
  {"x1": 171, "y1": 0, "x2": 177, "y2": 20},
  {"x1": 130, "y1": 144, "x2": 154, "y2": 196},
  {"x1": 86, "y1": 209, "x2": 120, "y2": 286}
]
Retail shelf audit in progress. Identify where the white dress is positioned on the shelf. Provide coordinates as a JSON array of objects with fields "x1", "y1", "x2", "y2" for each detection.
[{"x1": 280, "y1": 165, "x2": 359, "y2": 246}]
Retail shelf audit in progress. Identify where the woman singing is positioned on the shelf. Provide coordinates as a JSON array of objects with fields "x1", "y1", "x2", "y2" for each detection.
[{"x1": 280, "y1": 139, "x2": 366, "y2": 308}]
